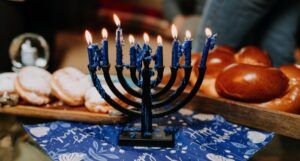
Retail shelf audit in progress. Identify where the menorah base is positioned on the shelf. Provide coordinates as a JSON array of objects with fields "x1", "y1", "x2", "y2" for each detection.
[{"x1": 118, "y1": 126, "x2": 174, "y2": 147}]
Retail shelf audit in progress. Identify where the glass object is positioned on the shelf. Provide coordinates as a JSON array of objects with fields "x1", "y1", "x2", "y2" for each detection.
[{"x1": 9, "y1": 33, "x2": 49, "y2": 71}]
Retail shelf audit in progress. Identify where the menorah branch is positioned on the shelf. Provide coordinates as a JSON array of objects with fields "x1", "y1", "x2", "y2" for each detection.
[
  {"x1": 88, "y1": 65, "x2": 140, "y2": 117},
  {"x1": 151, "y1": 67, "x2": 178, "y2": 99},
  {"x1": 150, "y1": 66, "x2": 164, "y2": 88},
  {"x1": 152, "y1": 67, "x2": 206, "y2": 118},
  {"x1": 129, "y1": 66, "x2": 140, "y2": 87},
  {"x1": 116, "y1": 65, "x2": 142, "y2": 98},
  {"x1": 152, "y1": 67, "x2": 192, "y2": 108},
  {"x1": 102, "y1": 66, "x2": 141, "y2": 108}
]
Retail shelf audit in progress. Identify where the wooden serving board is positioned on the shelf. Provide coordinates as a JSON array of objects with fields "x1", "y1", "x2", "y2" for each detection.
[
  {"x1": 189, "y1": 93, "x2": 300, "y2": 140},
  {"x1": 0, "y1": 105, "x2": 127, "y2": 124}
]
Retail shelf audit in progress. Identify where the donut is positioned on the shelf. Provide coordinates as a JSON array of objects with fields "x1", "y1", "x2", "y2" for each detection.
[
  {"x1": 235, "y1": 46, "x2": 272, "y2": 67},
  {"x1": 15, "y1": 66, "x2": 52, "y2": 105},
  {"x1": 51, "y1": 67, "x2": 92, "y2": 106},
  {"x1": 0, "y1": 73, "x2": 17, "y2": 95},
  {"x1": 215, "y1": 64, "x2": 289, "y2": 102},
  {"x1": 84, "y1": 83, "x2": 128, "y2": 113}
]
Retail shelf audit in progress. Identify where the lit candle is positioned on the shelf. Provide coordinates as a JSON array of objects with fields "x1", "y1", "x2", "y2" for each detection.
[
  {"x1": 171, "y1": 24, "x2": 179, "y2": 68},
  {"x1": 183, "y1": 30, "x2": 192, "y2": 67},
  {"x1": 143, "y1": 32, "x2": 151, "y2": 57},
  {"x1": 200, "y1": 28, "x2": 217, "y2": 68},
  {"x1": 154, "y1": 35, "x2": 163, "y2": 67},
  {"x1": 85, "y1": 30, "x2": 98, "y2": 66},
  {"x1": 129, "y1": 34, "x2": 136, "y2": 66},
  {"x1": 101, "y1": 28, "x2": 109, "y2": 66},
  {"x1": 114, "y1": 14, "x2": 123, "y2": 66}
]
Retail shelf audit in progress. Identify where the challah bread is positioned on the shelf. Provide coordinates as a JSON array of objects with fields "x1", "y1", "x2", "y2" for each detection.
[
  {"x1": 235, "y1": 46, "x2": 272, "y2": 67},
  {"x1": 215, "y1": 64, "x2": 289, "y2": 102}
]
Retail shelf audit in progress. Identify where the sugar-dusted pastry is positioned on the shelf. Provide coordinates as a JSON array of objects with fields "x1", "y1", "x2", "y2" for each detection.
[
  {"x1": 51, "y1": 67, "x2": 92, "y2": 106},
  {"x1": 0, "y1": 73, "x2": 17, "y2": 95},
  {"x1": 84, "y1": 87, "x2": 108, "y2": 113},
  {"x1": 15, "y1": 66, "x2": 52, "y2": 105},
  {"x1": 0, "y1": 73, "x2": 19, "y2": 106},
  {"x1": 84, "y1": 83, "x2": 128, "y2": 113}
]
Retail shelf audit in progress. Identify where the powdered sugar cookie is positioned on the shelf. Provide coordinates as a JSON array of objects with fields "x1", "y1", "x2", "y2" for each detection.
[
  {"x1": 15, "y1": 66, "x2": 52, "y2": 105},
  {"x1": 0, "y1": 73, "x2": 17, "y2": 95},
  {"x1": 84, "y1": 83, "x2": 128, "y2": 113},
  {"x1": 51, "y1": 67, "x2": 92, "y2": 106}
]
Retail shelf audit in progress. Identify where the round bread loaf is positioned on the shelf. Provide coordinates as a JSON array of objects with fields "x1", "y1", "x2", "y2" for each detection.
[
  {"x1": 235, "y1": 46, "x2": 272, "y2": 67},
  {"x1": 188, "y1": 46, "x2": 235, "y2": 97},
  {"x1": 279, "y1": 64, "x2": 300, "y2": 81},
  {"x1": 216, "y1": 64, "x2": 289, "y2": 102}
]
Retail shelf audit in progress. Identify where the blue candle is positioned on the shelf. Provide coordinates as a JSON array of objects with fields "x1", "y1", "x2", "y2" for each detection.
[
  {"x1": 129, "y1": 34, "x2": 136, "y2": 66},
  {"x1": 85, "y1": 30, "x2": 98, "y2": 65},
  {"x1": 95, "y1": 47, "x2": 102, "y2": 67},
  {"x1": 114, "y1": 14, "x2": 123, "y2": 66},
  {"x1": 171, "y1": 25, "x2": 179, "y2": 68},
  {"x1": 155, "y1": 35, "x2": 163, "y2": 67},
  {"x1": 183, "y1": 30, "x2": 192, "y2": 67},
  {"x1": 143, "y1": 33, "x2": 151, "y2": 57},
  {"x1": 135, "y1": 44, "x2": 143, "y2": 72},
  {"x1": 101, "y1": 28, "x2": 109, "y2": 66},
  {"x1": 200, "y1": 28, "x2": 217, "y2": 68}
]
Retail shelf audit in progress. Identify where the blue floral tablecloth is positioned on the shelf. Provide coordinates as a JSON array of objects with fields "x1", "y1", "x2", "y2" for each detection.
[{"x1": 23, "y1": 108, "x2": 273, "y2": 161}]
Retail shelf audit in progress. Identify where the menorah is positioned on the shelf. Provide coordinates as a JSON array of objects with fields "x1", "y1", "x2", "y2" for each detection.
[{"x1": 85, "y1": 15, "x2": 217, "y2": 147}]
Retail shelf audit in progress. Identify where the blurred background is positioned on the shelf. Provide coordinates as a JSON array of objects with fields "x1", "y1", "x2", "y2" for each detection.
[{"x1": 0, "y1": 0, "x2": 299, "y2": 73}]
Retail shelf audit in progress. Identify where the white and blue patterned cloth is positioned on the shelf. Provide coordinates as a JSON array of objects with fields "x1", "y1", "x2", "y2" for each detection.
[{"x1": 23, "y1": 108, "x2": 273, "y2": 161}]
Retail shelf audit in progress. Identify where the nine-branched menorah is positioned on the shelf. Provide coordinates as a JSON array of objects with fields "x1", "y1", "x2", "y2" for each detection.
[{"x1": 86, "y1": 14, "x2": 217, "y2": 147}]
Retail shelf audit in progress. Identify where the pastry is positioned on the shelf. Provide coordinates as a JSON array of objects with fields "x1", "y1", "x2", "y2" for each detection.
[
  {"x1": 51, "y1": 67, "x2": 91, "y2": 106},
  {"x1": 15, "y1": 66, "x2": 52, "y2": 105},
  {"x1": 0, "y1": 73, "x2": 17, "y2": 95},
  {"x1": 0, "y1": 73, "x2": 19, "y2": 106},
  {"x1": 84, "y1": 83, "x2": 128, "y2": 114}
]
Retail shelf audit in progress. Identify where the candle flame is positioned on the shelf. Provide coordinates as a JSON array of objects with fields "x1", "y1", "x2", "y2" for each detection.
[
  {"x1": 205, "y1": 28, "x2": 212, "y2": 37},
  {"x1": 113, "y1": 14, "x2": 121, "y2": 26},
  {"x1": 157, "y1": 35, "x2": 162, "y2": 45},
  {"x1": 171, "y1": 24, "x2": 178, "y2": 39},
  {"x1": 128, "y1": 34, "x2": 135, "y2": 44},
  {"x1": 101, "y1": 28, "x2": 108, "y2": 39},
  {"x1": 143, "y1": 32, "x2": 150, "y2": 43},
  {"x1": 85, "y1": 30, "x2": 93, "y2": 45},
  {"x1": 185, "y1": 30, "x2": 191, "y2": 39}
]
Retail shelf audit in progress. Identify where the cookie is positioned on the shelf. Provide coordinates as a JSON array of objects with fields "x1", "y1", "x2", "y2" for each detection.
[
  {"x1": 0, "y1": 73, "x2": 17, "y2": 95},
  {"x1": 15, "y1": 66, "x2": 52, "y2": 105},
  {"x1": 84, "y1": 83, "x2": 128, "y2": 114},
  {"x1": 51, "y1": 67, "x2": 92, "y2": 106}
]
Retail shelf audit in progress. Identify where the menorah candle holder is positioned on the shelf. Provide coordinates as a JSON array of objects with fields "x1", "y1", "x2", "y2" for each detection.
[
  {"x1": 87, "y1": 23, "x2": 216, "y2": 147},
  {"x1": 88, "y1": 57, "x2": 211, "y2": 147}
]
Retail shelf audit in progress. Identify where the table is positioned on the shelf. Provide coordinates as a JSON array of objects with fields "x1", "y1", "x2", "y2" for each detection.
[{"x1": 0, "y1": 113, "x2": 299, "y2": 161}]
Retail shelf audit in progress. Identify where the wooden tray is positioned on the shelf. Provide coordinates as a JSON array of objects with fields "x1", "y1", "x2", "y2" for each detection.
[
  {"x1": 188, "y1": 93, "x2": 300, "y2": 140},
  {"x1": 0, "y1": 105, "x2": 127, "y2": 124},
  {"x1": 1, "y1": 92, "x2": 300, "y2": 139}
]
